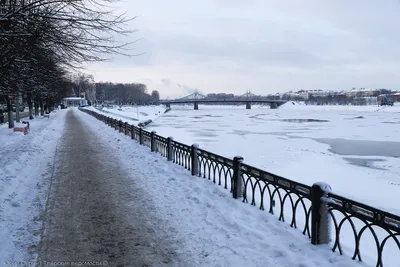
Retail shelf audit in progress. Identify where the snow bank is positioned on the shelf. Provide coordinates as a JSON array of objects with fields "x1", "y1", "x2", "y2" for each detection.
[
  {"x1": 278, "y1": 101, "x2": 305, "y2": 110},
  {"x1": 0, "y1": 110, "x2": 67, "y2": 262}
]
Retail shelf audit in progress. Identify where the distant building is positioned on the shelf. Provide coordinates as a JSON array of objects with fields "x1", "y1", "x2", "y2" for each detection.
[
  {"x1": 298, "y1": 91, "x2": 309, "y2": 100},
  {"x1": 308, "y1": 89, "x2": 332, "y2": 97},
  {"x1": 62, "y1": 97, "x2": 87, "y2": 107},
  {"x1": 206, "y1": 93, "x2": 217, "y2": 98},
  {"x1": 392, "y1": 92, "x2": 400, "y2": 102}
]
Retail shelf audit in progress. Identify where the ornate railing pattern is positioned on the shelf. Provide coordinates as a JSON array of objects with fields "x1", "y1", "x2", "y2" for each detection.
[
  {"x1": 80, "y1": 107, "x2": 400, "y2": 267},
  {"x1": 154, "y1": 135, "x2": 168, "y2": 157},
  {"x1": 172, "y1": 140, "x2": 191, "y2": 170},
  {"x1": 133, "y1": 126, "x2": 140, "y2": 142},
  {"x1": 327, "y1": 193, "x2": 400, "y2": 267},
  {"x1": 142, "y1": 130, "x2": 152, "y2": 148},
  {"x1": 126, "y1": 124, "x2": 133, "y2": 139},
  {"x1": 196, "y1": 148, "x2": 234, "y2": 191},
  {"x1": 240, "y1": 163, "x2": 312, "y2": 237}
]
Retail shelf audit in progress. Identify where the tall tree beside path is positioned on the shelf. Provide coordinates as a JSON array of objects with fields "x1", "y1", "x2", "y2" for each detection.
[{"x1": 0, "y1": 0, "x2": 138, "y2": 128}]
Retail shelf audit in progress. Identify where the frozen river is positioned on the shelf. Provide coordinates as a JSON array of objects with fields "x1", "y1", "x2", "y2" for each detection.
[{"x1": 145, "y1": 103, "x2": 400, "y2": 215}]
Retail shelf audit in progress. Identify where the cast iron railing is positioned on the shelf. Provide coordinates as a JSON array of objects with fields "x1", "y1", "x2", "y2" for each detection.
[
  {"x1": 80, "y1": 107, "x2": 400, "y2": 267},
  {"x1": 154, "y1": 135, "x2": 168, "y2": 157},
  {"x1": 240, "y1": 163, "x2": 312, "y2": 237},
  {"x1": 327, "y1": 193, "x2": 400, "y2": 267},
  {"x1": 172, "y1": 140, "x2": 191, "y2": 170},
  {"x1": 196, "y1": 148, "x2": 234, "y2": 191},
  {"x1": 142, "y1": 130, "x2": 152, "y2": 148}
]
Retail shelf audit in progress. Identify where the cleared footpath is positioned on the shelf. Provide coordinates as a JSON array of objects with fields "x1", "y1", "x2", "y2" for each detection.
[{"x1": 38, "y1": 110, "x2": 186, "y2": 266}]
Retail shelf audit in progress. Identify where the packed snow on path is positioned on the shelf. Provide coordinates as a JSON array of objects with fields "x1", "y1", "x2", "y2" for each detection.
[
  {"x1": 0, "y1": 110, "x2": 67, "y2": 262},
  {"x1": 78, "y1": 109, "x2": 368, "y2": 267}
]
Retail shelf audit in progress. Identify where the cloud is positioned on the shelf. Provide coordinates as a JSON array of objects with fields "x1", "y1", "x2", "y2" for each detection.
[{"x1": 86, "y1": 0, "x2": 400, "y2": 97}]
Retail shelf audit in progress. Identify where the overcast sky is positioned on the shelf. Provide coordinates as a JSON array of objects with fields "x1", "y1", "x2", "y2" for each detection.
[{"x1": 85, "y1": 0, "x2": 400, "y2": 98}]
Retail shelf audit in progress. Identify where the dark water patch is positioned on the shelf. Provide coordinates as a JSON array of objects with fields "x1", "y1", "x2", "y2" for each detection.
[
  {"x1": 191, "y1": 116, "x2": 204, "y2": 119},
  {"x1": 382, "y1": 121, "x2": 400, "y2": 124},
  {"x1": 193, "y1": 132, "x2": 218, "y2": 137},
  {"x1": 248, "y1": 114, "x2": 267, "y2": 119},
  {"x1": 204, "y1": 129, "x2": 222, "y2": 132},
  {"x1": 316, "y1": 138, "x2": 400, "y2": 157},
  {"x1": 163, "y1": 115, "x2": 180, "y2": 118},
  {"x1": 282, "y1": 127, "x2": 313, "y2": 131},
  {"x1": 281, "y1": 119, "x2": 329, "y2": 123},
  {"x1": 189, "y1": 120, "x2": 215, "y2": 123},
  {"x1": 345, "y1": 116, "x2": 365, "y2": 120},
  {"x1": 344, "y1": 158, "x2": 387, "y2": 170},
  {"x1": 202, "y1": 115, "x2": 223, "y2": 117},
  {"x1": 248, "y1": 116, "x2": 264, "y2": 120}
]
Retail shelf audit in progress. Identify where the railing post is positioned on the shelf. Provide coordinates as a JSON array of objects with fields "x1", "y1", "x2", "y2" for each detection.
[
  {"x1": 124, "y1": 122, "x2": 128, "y2": 135},
  {"x1": 191, "y1": 144, "x2": 199, "y2": 176},
  {"x1": 119, "y1": 120, "x2": 123, "y2": 133},
  {"x1": 151, "y1": 131, "x2": 156, "y2": 152},
  {"x1": 139, "y1": 127, "x2": 143, "y2": 145},
  {"x1": 311, "y1": 182, "x2": 332, "y2": 245},
  {"x1": 232, "y1": 156, "x2": 244, "y2": 199},
  {"x1": 167, "y1": 136, "x2": 174, "y2": 161},
  {"x1": 131, "y1": 126, "x2": 135, "y2": 140},
  {"x1": 114, "y1": 119, "x2": 118, "y2": 130}
]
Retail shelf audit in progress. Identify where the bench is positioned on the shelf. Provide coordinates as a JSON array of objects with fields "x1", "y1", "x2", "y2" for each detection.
[
  {"x1": 43, "y1": 113, "x2": 50, "y2": 119},
  {"x1": 13, "y1": 121, "x2": 30, "y2": 135}
]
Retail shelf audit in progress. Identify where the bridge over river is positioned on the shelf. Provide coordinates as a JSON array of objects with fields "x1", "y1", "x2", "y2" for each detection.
[{"x1": 159, "y1": 92, "x2": 287, "y2": 110}]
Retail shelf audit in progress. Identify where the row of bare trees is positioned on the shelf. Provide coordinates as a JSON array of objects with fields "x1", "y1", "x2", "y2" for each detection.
[{"x1": 0, "y1": 0, "x2": 135, "y2": 127}]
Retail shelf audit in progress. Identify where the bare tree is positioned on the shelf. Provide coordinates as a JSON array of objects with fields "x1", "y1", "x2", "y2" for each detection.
[
  {"x1": 151, "y1": 90, "x2": 160, "y2": 101},
  {"x1": 0, "y1": 0, "x2": 139, "y2": 127}
]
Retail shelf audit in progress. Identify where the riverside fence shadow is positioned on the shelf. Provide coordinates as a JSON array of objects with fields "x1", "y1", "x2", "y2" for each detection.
[{"x1": 80, "y1": 108, "x2": 400, "y2": 267}]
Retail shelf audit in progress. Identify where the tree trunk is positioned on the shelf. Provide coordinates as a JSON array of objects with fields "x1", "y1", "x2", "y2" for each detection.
[
  {"x1": 5, "y1": 95, "x2": 14, "y2": 128},
  {"x1": 46, "y1": 97, "x2": 50, "y2": 113},
  {"x1": 27, "y1": 92, "x2": 34, "y2": 119},
  {"x1": 16, "y1": 91, "x2": 20, "y2": 123},
  {"x1": 34, "y1": 95, "x2": 39, "y2": 116},
  {"x1": 39, "y1": 98, "x2": 44, "y2": 116},
  {"x1": 49, "y1": 98, "x2": 54, "y2": 112}
]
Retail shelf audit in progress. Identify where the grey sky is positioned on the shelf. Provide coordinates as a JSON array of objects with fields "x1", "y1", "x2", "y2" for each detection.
[{"x1": 86, "y1": 0, "x2": 400, "y2": 98}]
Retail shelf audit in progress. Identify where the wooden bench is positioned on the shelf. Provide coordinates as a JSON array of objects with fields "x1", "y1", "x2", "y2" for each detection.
[{"x1": 13, "y1": 121, "x2": 30, "y2": 135}]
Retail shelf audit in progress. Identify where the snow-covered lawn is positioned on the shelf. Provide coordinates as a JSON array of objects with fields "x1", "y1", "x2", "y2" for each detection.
[
  {"x1": 78, "y1": 109, "x2": 368, "y2": 267},
  {"x1": 0, "y1": 110, "x2": 66, "y2": 262}
]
